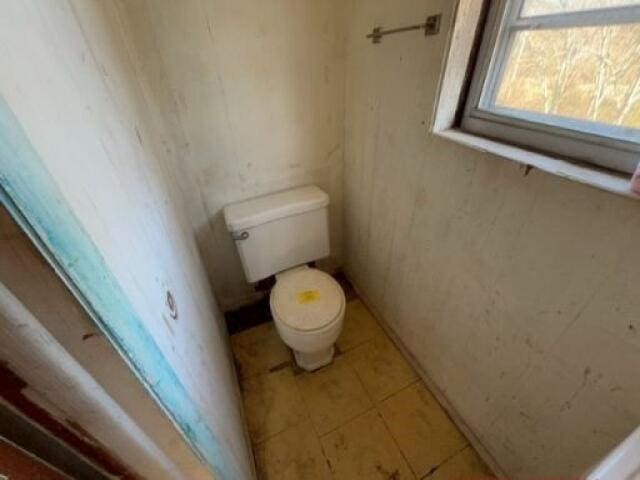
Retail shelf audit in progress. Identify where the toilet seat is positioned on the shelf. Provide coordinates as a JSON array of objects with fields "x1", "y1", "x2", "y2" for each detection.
[{"x1": 270, "y1": 268, "x2": 345, "y2": 332}]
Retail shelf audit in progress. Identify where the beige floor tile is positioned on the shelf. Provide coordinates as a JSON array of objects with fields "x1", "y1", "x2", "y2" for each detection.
[
  {"x1": 337, "y1": 300, "x2": 385, "y2": 352},
  {"x1": 242, "y1": 368, "x2": 308, "y2": 443},
  {"x1": 295, "y1": 357, "x2": 373, "y2": 435},
  {"x1": 321, "y1": 409, "x2": 415, "y2": 480},
  {"x1": 427, "y1": 446, "x2": 495, "y2": 480},
  {"x1": 231, "y1": 322, "x2": 292, "y2": 379},
  {"x1": 379, "y1": 382, "x2": 468, "y2": 478},
  {"x1": 254, "y1": 421, "x2": 332, "y2": 480},
  {"x1": 345, "y1": 335, "x2": 417, "y2": 402}
]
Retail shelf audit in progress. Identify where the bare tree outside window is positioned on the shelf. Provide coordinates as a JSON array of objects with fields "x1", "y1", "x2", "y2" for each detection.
[
  {"x1": 463, "y1": 0, "x2": 640, "y2": 173},
  {"x1": 495, "y1": 10, "x2": 640, "y2": 129}
]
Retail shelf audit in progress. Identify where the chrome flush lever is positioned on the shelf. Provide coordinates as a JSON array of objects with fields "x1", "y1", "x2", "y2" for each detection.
[{"x1": 232, "y1": 231, "x2": 249, "y2": 241}]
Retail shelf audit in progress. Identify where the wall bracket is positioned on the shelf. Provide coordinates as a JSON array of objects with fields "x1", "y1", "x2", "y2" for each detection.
[{"x1": 366, "y1": 14, "x2": 441, "y2": 44}]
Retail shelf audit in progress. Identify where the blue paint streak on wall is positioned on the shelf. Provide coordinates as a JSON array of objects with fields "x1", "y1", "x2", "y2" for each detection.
[{"x1": 0, "y1": 97, "x2": 239, "y2": 480}]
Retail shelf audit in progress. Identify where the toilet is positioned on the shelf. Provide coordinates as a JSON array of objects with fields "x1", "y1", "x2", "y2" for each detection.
[{"x1": 223, "y1": 185, "x2": 345, "y2": 371}]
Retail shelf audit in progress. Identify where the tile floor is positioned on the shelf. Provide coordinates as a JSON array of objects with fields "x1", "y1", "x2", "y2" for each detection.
[{"x1": 231, "y1": 296, "x2": 495, "y2": 480}]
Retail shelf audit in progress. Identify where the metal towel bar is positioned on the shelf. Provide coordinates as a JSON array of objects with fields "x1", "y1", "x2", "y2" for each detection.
[{"x1": 366, "y1": 14, "x2": 441, "y2": 44}]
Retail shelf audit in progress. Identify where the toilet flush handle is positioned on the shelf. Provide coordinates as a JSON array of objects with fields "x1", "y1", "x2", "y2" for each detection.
[{"x1": 232, "y1": 231, "x2": 249, "y2": 241}]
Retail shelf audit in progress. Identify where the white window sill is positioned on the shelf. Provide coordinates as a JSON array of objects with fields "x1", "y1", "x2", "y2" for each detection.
[{"x1": 435, "y1": 128, "x2": 640, "y2": 201}]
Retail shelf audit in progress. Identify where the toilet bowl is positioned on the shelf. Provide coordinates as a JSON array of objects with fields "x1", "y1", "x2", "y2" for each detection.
[
  {"x1": 223, "y1": 185, "x2": 343, "y2": 370},
  {"x1": 270, "y1": 266, "x2": 345, "y2": 371}
]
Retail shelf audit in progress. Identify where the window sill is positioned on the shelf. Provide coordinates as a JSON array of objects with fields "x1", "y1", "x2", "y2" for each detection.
[{"x1": 435, "y1": 128, "x2": 640, "y2": 201}]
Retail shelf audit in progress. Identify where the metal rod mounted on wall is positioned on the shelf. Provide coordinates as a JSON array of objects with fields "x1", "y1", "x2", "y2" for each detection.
[{"x1": 366, "y1": 14, "x2": 441, "y2": 44}]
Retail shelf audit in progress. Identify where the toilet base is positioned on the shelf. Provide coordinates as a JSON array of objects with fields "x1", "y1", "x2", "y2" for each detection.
[{"x1": 293, "y1": 345, "x2": 335, "y2": 371}]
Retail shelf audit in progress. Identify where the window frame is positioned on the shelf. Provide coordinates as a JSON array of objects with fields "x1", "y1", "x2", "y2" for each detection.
[{"x1": 461, "y1": 0, "x2": 640, "y2": 174}]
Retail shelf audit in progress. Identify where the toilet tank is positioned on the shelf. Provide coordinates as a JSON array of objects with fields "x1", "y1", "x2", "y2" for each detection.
[{"x1": 223, "y1": 185, "x2": 330, "y2": 282}]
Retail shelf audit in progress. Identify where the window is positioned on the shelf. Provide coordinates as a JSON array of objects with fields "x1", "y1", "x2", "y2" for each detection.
[{"x1": 462, "y1": 0, "x2": 640, "y2": 173}]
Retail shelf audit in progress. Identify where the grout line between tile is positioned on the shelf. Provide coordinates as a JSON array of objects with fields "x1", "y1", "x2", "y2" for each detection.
[
  {"x1": 316, "y1": 406, "x2": 377, "y2": 439},
  {"x1": 247, "y1": 366, "x2": 313, "y2": 447},
  {"x1": 375, "y1": 403, "x2": 419, "y2": 480},
  {"x1": 294, "y1": 374, "x2": 322, "y2": 441},
  {"x1": 235, "y1": 348, "x2": 294, "y2": 382},
  {"x1": 344, "y1": 331, "x2": 419, "y2": 406},
  {"x1": 368, "y1": 365, "x2": 422, "y2": 480},
  {"x1": 287, "y1": 364, "x2": 338, "y2": 471},
  {"x1": 375, "y1": 378, "x2": 422, "y2": 405},
  {"x1": 419, "y1": 444, "x2": 472, "y2": 480},
  {"x1": 336, "y1": 333, "x2": 380, "y2": 354},
  {"x1": 250, "y1": 414, "x2": 311, "y2": 447},
  {"x1": 343, "y1": 349, "x2": 377, "y2": 404},
  {"x1": 309, "y1": 413, "x2": 335, "y2": 476}
]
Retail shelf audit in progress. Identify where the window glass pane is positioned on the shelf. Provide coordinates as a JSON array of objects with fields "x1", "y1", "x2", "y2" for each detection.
[
  {"x1": 493, "y1": 24, "x2": 640, "y2": 132},
  {"x1": 522, "y1": 0, "x2": 640, "y2": 16}
]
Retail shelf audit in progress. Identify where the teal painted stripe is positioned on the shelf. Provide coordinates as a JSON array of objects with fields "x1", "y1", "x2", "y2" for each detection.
[{"x1": 0, "y1": 97, "x2": 239, "y2": 480}]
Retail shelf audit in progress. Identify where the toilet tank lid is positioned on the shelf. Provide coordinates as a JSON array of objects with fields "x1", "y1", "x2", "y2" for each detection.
[{"x1": 223, "y1": 185, "x2": 329, "y2": 232}]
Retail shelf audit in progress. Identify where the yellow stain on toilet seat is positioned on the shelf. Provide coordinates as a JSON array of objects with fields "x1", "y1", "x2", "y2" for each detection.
[{"x1": 297, "y1": 289, "x2": 320, "y2": 304}]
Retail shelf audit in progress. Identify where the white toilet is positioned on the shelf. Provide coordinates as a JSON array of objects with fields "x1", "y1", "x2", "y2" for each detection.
[{"x1": 223, "y1": 185, "x2": 345, "y2": 371}]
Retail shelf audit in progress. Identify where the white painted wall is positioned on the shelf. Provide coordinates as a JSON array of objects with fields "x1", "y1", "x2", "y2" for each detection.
[
  {"x1": 0, "y1": 1, "x2": 252, "y2": 478},
  {"x1": 115, "y1": 0, "x2": 346, "y2": 310},
  {"x1": 343, "y1": 0, "x2": 640, "y2": 478}
]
